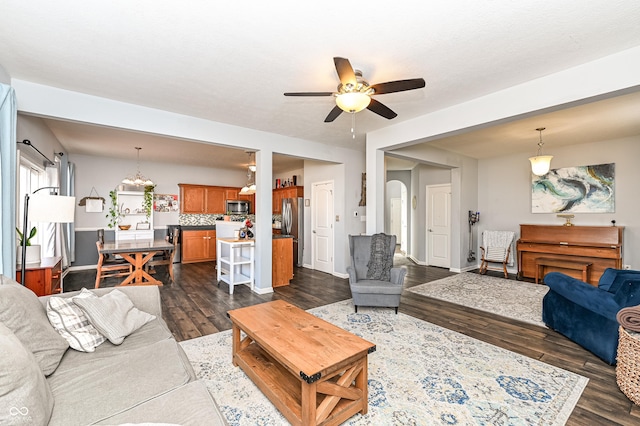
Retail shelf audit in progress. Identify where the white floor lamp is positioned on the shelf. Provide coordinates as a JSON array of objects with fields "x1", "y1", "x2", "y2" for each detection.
[{"x1": 20, "y1": 187, "x2": 75, "y2": 285}]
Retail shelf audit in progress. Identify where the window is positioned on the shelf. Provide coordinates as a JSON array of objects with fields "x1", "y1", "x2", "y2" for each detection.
[{"x1": 17, "y1": 154, "x2": 46, "y2": 246}]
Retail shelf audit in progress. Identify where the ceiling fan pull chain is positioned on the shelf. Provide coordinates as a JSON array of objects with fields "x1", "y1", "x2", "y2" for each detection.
[{"x1": 351, "y1": 112, "x2": 356, "y2": 139}]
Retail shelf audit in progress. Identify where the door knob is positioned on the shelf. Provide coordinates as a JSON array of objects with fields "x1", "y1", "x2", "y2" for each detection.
[{"x1": 428, "y1": 229, "x2": 433, "y2": 232}]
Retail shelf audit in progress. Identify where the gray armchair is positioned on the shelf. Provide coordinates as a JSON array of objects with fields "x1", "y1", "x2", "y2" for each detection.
[{"x1": 347, "y1": 234, "x2": 407, "y2": 314}]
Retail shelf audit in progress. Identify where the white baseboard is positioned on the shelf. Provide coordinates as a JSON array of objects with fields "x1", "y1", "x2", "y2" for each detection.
[
  {"x1": 252, "y1": 286, "x2": 273, "y2": 295},
  {"x1": 408, "y1": 255, "x2": 426, "y2": 266}
]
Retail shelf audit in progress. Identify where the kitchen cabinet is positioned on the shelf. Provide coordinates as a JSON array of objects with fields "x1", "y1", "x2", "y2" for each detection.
[
  {"x1": 180, "y1": 184, "x2": 253, "y2": 214},
  {"x1": 179, "y1": 184, "x2": 226, "y2": 214},
  {"x1": 206, "y1": 187, "x2": 226, "y2": 214},
  {"x1": 181, "y1": 229, "x2": 217, "y2": 263},
  {"x1": 273, "y1": 186, "x2": 303, "y2": 214},
  {"x1": 115, "y1": 190, "x2": 153, "y2": 241},
  {"x1": 272, "y1": 237, "x2": 293, "y2": 287},
  {"x1": 16, "y1": 256, "x2": 62, "y2": 296}
]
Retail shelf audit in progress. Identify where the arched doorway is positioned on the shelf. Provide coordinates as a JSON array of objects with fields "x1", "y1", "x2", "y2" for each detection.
[{"x1": 385, "y1": 180, "x2": 408, "y2": 254}]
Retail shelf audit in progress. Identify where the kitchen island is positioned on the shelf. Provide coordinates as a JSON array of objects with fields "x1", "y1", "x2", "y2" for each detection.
[{"x1": 216, "y1": 238, "x2": 255, "y2": 294}]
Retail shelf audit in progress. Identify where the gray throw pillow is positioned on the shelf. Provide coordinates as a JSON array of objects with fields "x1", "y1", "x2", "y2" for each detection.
[
  {"x1": 47, "y1": 288, "x2": 107, "y2": 352},
  {"x1": 0, "y1": 277, "x2": 69, "y2": 376},
  {"x1": 0, "y1": 321, "x2": 54, "y2": 425},
  {"x1": 73, "y1": 289, "x2": 156, "y2": 345}
]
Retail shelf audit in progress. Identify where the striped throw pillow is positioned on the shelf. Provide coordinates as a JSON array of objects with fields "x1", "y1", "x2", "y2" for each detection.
[{"x1": 47, "y1": 289, "x2": 107, "y2": 352}]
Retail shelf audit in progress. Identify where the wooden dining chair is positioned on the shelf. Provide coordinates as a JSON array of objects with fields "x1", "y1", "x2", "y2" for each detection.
[
  {"x1": 146, "y1": 227, "x2": 178, "y2": 282},
  {"x1": 95, "y1": 232, "x2": 132, "y2": 288}
]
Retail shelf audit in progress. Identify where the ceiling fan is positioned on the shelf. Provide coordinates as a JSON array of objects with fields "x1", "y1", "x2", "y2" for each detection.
[{"x1": 284, "y1": 57, "x2": 426, "y2": 122}]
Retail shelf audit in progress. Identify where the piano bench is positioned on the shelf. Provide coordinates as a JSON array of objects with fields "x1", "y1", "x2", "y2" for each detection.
[{"x1": 536, "y1": 257, "x2": 592, "y2": 284}]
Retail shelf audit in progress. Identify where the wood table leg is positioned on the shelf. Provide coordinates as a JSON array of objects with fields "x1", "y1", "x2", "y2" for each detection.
[
  {"x1": 231, "y1": 324, "x2": 240, "y2": 367},
  {"x1": 118, "y1": 251, "x2": 163, "y2": 286},
  {"x1": 357, "y1": 356, "x2": 368, "y2": 414},
  {"x1": 301, "y1": 381, "x2": 317, "y2": 426}
]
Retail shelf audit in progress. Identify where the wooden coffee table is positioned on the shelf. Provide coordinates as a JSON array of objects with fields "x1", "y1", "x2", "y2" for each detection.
[{"x1": 228, "y1": 300, "x2": 376, "y2": 426}]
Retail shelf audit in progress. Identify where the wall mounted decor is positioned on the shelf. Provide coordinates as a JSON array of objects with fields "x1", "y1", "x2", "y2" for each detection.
[
  {"x1": 153, "y1": 194, "x2": 179, "y2": 212},
  {"x1": 532, "y1": 163, "x2": 614, "y2": 213}
]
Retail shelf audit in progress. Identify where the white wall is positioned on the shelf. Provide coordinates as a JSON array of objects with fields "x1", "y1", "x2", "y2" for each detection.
[
  {"x1": 303, "y1": 158, "x2": 365, "y2": 275},
  {"x1": 478, "y1": 137, "x2": 640, "y2": 270},
  {"x1": 0, "y1": 64, "x2": 9, "y2": 84},
  {"x1": 17, "y1": 115, "x2": 66, "y2": 168},
  {"x1": 274, "y1": 167, "x2": 304, "y2": 188}
]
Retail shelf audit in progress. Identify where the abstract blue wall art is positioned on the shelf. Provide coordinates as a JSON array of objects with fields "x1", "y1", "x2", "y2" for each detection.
[{"x1": 531, "y1": 163, "x2": 615, "y2": 213}]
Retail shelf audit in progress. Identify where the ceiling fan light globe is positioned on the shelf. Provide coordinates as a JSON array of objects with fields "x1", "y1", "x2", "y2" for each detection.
[
  {"x1": 529, "y1": 155, "x2": 553, "y2": 176},
  {"x1": 336, "y1": 92, "x2": 371, "y2": 113}
]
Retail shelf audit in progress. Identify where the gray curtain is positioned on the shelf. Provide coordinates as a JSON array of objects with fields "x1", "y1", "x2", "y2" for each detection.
[
  {"x1": 66, "y1": 161, "x2": 75, "y2": 263},
  {"x1": 0, "y1": 83, "x2": 17, "y2": 278}
]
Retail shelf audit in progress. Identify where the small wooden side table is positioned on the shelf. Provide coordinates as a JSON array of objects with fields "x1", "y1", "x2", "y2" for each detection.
[{"x1": 16, "y1": 256, "x2": 63, "y2": 296}]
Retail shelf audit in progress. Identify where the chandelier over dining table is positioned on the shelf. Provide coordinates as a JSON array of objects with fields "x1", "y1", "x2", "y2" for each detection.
[{"x1": 122, "y1": 147, "x2": 154, "y2": 186}]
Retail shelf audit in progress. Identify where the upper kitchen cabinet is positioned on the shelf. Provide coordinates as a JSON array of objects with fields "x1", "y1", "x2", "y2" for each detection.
[
  {"x1": 273, "y1": 186, "x2": 303, "y2": 214},
  {"x1": 206, "y1": 186, "x2": 226, "y2": 214},
  {"x1": 179, "y1": 184, "x2": 226, "y2": 214}
]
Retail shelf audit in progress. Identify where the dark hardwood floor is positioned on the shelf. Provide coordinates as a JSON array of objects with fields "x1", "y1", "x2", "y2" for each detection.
[{"x1": 65, "y1": 256, "x2": 639, "y2": 425}]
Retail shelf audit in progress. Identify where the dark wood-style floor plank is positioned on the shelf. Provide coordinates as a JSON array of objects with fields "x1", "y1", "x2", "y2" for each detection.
[{"x1": 64, "y1": 256, "x2": 638, "y2": 425}]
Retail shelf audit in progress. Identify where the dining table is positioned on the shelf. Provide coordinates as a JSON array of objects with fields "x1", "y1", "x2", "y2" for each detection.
[{"x1": 99, "y1": 239, "x2": 174, "y2": 286}]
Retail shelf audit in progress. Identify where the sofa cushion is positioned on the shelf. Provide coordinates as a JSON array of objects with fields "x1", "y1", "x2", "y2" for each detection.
[
  {"x1": 94, "y1": 380, "x2": 227, "y2": 425},
  {"x1": 599, "y1": 269, "x2": 640, "y2": 293},
  {"x1": 0, "y1": 321, "x2": 54, "y2": 425},
  {"x1": 47, "y1": 288, "x2": 107, "y2": 352},
  {"x1": 73, "y1": 288, "x2": 156, "y2": 345},
  {"x1": 47, "y1": 338, "x2": 194, "y2": 425},
  {"x1": 0, "y1": 278, "x2": 69, "y2": 375}
]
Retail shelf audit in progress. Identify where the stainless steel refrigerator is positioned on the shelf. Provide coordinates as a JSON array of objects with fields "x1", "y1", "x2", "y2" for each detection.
[{"x1": 282, "y1": 197, "x2": 303, "y2": 267}]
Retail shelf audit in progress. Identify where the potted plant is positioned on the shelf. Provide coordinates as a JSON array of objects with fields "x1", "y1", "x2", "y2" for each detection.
[
  {"x1": 16, "y1": 226, "x2": 41, "y2": 265},
  {"x1": 143, "y1": 184, "x2": 155, "y2": 221},
  {"x1": 106, "y1": 189, "x2": 124, "y2": 229}
]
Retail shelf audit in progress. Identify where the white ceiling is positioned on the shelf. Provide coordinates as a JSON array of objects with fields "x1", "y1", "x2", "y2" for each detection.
[{"x1": 2, "y1": 1, "x2": 640, "y2": 171}]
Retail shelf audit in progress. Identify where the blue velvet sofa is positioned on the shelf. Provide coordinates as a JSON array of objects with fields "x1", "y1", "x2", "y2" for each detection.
[{"x1": 542, "y1": 268, "x2": 640, "y2": 365}]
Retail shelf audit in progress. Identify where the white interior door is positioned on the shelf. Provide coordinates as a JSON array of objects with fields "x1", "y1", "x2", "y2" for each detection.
[
  {"x1": 312, "y1": 181, "x2": 334, "y2": 274},
  {"x1": 390, "y1": 198, "x2": 402, "y2": 245},
  {"x1": 427, "y1": 184, "x2": 451, "y2": 268}
]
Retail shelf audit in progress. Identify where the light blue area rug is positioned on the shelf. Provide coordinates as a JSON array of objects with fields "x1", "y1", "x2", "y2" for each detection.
[
  {"x1": 407, "y1": 272, "x2": 549, "y2": 327},
  {"x1": 180, "y1": 300, "x2": 586, "y2": 425}
]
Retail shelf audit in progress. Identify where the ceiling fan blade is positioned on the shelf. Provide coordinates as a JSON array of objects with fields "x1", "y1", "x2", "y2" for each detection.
[
  {"x1": 334, "y1": 57, "x2": 357, "y2": 87},
  {"x1": 367, "y1": 98, "x2": 398, "y2": 119},
  {"x1": 284, "y1": 92, "x2": 334, "y2": 96},
  {"x1": 324, "y1": 105, "x2": 343, "y2": 122},
  {"x1": 371, "y1": 78, "x2": 426, "y2": 94}
]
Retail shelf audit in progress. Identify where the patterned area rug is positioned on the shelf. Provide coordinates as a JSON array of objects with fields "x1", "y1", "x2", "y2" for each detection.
[
  {"x1": 407, "y1": 272, "x2": 549, "y2": 327},
  {"x1": 180, "y1": 300, "x2": 587, "y2": 425}
]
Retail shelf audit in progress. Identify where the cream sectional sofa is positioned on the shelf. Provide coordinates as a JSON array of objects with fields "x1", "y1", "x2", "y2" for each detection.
[{"x1": 0, "y1": 277, "x2": 226, "y2": 425}]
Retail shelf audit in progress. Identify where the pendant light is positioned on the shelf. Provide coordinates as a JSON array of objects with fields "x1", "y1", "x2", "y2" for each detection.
[
  {"x1": 240, "y1": 152, "x2": 256, "y2": 195},
  {"x1": 122, "y1": 147, "x2": 154, "y2": 186},
  {"x1": 529, "y1": 127, "x2": 553, "y2": 176}
]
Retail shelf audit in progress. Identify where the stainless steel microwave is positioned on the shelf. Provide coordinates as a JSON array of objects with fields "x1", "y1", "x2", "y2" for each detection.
[{"x1": 226, "y1": 199, "x2": 250, "y2": 214}]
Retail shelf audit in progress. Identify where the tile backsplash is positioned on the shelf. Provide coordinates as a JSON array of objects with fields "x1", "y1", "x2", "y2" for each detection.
[{"x1": 179, "y1": 214, "x2": 282, "y2": 226}]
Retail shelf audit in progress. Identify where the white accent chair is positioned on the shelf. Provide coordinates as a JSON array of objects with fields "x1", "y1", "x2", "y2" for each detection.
[{"x1": 479, "y1": 230, "x2": 515, "y2": 278}]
